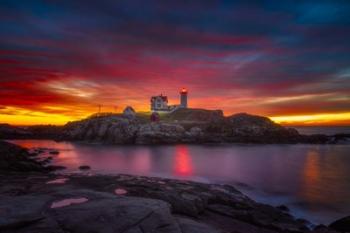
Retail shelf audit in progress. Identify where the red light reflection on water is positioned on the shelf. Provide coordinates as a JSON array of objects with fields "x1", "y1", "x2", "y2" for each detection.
[
  {"x1": 174, "y1": 145, "x2": 193, "y2": 176},
  {"x1": 131, "y1": 152, "x2": 151, "y2": 174},
  {"x1": 300, "y1": 149, "x2": 324, "y2": 205}
]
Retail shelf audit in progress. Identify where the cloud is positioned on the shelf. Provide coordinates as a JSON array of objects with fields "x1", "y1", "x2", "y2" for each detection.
[{"x1": 0, "y1": 0, "x2": 350, "y2": 125}]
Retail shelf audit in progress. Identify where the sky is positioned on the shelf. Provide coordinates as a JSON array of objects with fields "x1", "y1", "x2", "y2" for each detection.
[{"x1": 0, "y1": 0, "x2": 350, "y2": 126}]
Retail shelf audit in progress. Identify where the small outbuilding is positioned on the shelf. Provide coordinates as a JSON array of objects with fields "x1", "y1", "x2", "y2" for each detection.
[
  {"x1": 123, "y1": 106, "x2": 136, "y2": 119},
  {"x1": 150, "y1": 112, "x2": 160, "y2": 122}
]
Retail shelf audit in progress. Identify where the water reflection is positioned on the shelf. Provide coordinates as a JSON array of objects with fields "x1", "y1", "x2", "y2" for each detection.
[
  {"x1": 46, "y1": 178, "x2": 69, "y2": 184},
  {"x1": 51, "y1": 197, "x2": 88, "y2": 208},
  {"x1": 301, "y1": 150, "x2": 321, "y2": 202},
  {"x1": 174, "y1": 145, "x2": 193, "y2": 176},
  {"x1": 129, "y1": 149, "x2": 151, "y2": 174},
  {"x1": 55, "y1": 146, "x2": 82, "y2": 168},
  {"x1": 9, "y1": 140, "x2": 350, "y2": 224}
]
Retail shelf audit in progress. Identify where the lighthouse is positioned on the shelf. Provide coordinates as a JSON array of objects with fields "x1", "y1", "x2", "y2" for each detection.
[
  {"x1": 150, "y1": 88, "x2": 188, "y2": 112},
  {"x1": 180, "y1": 88, "x2": 188, "y2": 108}
]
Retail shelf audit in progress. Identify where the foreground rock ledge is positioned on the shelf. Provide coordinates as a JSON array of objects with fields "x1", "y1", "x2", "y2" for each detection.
[{"x1": 0, "y1": 173, "x2": 340, "y2": 233}]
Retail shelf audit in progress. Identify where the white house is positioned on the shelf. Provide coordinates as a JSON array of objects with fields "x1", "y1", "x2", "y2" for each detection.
[
  {"x1": 150, "y1": 94, "x2": 169, "y2": 111},
  {"x1": 150, "y1": 88, "x2": 188, "y2": 112}
]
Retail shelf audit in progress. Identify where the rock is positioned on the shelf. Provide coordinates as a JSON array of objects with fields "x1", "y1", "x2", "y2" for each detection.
[
  {"x1": 0, "y1": 141, "x2": 47, "y2": 172},
  {"x1": 177, "y1": 217, "x2": 220, "y2": 233},
  {"x1": 46, "y1": 165, "x2": 66, "y2": 171},
  {"x1": 224, "y1": 113, "x2": 302, "y2": 143},
  {"x1": 276, "y1": 205, "x2": 289, "y2": 212},
  {"x1": 61, "y1": 174, "x2": 313, "y2": 233},
  {"x1": 0, "y1": 194, "x2": 50, "y2": 231},
  {"x1": 0, "y1": 173, "x2": 316, "y2": 233},
  {"x1": 188, "y1": 127, "x2": 203, "y2": 137},
  {"x1": 62, "y1": 115, "x2": 139, "y2": 144},
  {"x1": 0, "y1": 124, "x2": 63, "y2": 140},
  {"x1": 108, "y1": 119, "x2": 139, "y2": 144},
  {"x1": 79, "y1": 165, "x2": 91, "y2": 170},
  {"x1": 0, "y1": 124, "x2": 32, "y2": 139},
  {"x1": 313, "y1": 224, "x2": 336, "y2": 233},
  {"x1": 57, "y1": 110, "x2": 335, "y2": 144},
  {"x1": 40, "y1": 156, "x2": 53, "y2": 165},
  {"x1": 207, "y1": 203, "x2": 308, "y2": 232},
  {"x1": 136, "y1": 123, "x2": 186, "y2": 144},
  {"x1": 50, "y1": 196, "x2": 181, "y2": 233},
  {"x1": 0, "y1": 106, "x2": 342, "y2": 145},
  {"x1": 28, "y1": 152, "x2": 39, "y2": 157},
  {"x1": 0, "y1": 189, "x2": 183, "y2": 233},
  {"x1": 329, "y1": 215, "x2": 350, "y2": 232},
  {"x1": 297, "y1": 218, "x2": 311, "y2": 226}
]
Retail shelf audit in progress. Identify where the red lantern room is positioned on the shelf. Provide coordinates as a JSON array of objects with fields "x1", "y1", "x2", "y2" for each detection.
[{"x1": 180, "y1": 88, "x2": 187, "y2": 94}]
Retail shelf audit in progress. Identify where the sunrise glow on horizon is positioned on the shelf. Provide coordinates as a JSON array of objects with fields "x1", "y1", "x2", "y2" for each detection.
[{"x1": 1, "y1": 1, "x2": 349, "y2": 126}]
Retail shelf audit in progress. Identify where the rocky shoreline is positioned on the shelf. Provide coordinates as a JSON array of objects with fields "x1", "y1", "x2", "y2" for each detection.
[
  {"x1": 1, "y1": 108, "x2": 349, "y2": 144},
  {"x1": 1, "y1": 141, "x2": 349, "y2": 233}
]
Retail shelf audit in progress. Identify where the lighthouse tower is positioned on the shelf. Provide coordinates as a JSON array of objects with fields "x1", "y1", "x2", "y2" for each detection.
[{"x1": 180, "y1": 88, "x2": 188, "y2": 108}]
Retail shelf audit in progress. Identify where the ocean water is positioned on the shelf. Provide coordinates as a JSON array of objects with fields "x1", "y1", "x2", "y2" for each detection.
[
  {"x1": 293, "y1": 126, "x2": 350, "y2": 135},
  {"x1": 9, "y1": 138, "x2": 350, "y2": 225}
]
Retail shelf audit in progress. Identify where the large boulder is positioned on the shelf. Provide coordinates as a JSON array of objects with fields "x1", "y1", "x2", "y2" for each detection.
[
  {"x1": 62, "y1": 115, "x2": 139, "y2": 144},
  {"x1": 1, "y1": 173, "x2": 318, "y2": 233},
  {"x1": 62, "y1": 174, "x2": 313, "y2": 233},
  {"x1": 49, "y1": 195, "x2": 180, "y2": 233},
  {"x1": 0, "y1": 188, "x2": 217, "y2": 233},
  {"x1": 0, "y1": 141, "x2": 46, "y2": 172},
  {"x1": 107, "y1": 119, "x2": 139, "y2": 144}
]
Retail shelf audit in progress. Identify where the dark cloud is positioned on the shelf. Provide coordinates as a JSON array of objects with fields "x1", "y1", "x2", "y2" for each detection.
[{"x1": 0, "y1": 0, "x2": 349, "y2": 119}]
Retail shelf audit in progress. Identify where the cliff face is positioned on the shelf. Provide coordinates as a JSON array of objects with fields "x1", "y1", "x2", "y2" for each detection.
[
  {"x1": 223, "y1": 113, "x2": 302, "y2": 143},
  {"x1": 63, "y1": 116, "x2": 139, "y2": 144},
  {"x1": 62, "y1": 115, "x2": 202, "y2": 144},
  {"x1": 60, "y1": 109, "x2": 326, "y2": 144}
]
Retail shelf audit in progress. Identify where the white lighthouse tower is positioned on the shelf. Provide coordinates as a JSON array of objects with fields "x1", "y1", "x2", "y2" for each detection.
[{"x1": 180, "y1": 88, "x2": 188, "y2": 108}]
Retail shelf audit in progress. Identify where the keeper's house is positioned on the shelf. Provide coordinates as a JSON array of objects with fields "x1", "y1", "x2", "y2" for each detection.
[{"x1": 150, "y1": 88, "x2": 188, "y2": 112}]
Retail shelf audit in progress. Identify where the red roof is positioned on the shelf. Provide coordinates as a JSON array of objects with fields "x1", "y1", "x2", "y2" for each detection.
[{"x1": 151, "y1": 95, "x2": 168, "y2": 102}]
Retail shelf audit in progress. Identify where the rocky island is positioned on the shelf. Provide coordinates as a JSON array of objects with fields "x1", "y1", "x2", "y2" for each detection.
[
  {"x1": 1, "y1": 140, "x2": 349, "y2": 233},
  {"x1": 1, "y1": 108, "x2": 348, "y2": 144}
]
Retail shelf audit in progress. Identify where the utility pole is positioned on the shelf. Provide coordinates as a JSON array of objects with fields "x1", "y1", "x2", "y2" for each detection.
[{"x1": 98, "y1": 104, "x2": 102, "y2": 114}]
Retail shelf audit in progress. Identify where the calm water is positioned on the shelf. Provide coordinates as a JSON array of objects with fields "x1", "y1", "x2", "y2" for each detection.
[
  {"x1": 294, "y1": 126, "x2": 350, "y2": 135},
  {"x1": 9, "y1": 139, "x2": 350, "y2": 225}
]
